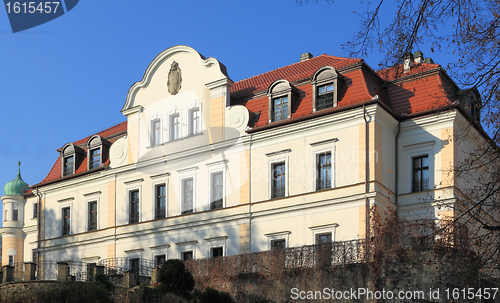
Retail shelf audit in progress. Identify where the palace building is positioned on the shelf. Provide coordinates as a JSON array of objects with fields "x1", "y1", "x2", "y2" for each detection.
[{"x1": 0, "y1": 46, "x2": 483, "y2": 267}]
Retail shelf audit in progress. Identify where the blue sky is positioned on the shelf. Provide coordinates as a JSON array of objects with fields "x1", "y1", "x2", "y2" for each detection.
[{"x1": 0, "y1": 0, "x2": 454, "y2": 203}]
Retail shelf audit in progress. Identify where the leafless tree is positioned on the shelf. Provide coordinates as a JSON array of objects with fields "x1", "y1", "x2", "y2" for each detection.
[
  {"x1": 345, "y1": 0, "x2": 500, "y2": 278},
  {"x1": 298, "y1": 0, "x2": 500, "y2": 278}
]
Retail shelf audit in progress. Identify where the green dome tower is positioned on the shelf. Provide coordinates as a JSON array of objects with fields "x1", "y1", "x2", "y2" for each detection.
[{"x1": 4, "y1": 162, "x2": 29, "y2": 196}]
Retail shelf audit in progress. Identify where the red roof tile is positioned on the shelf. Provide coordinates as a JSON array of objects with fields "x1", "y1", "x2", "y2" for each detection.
[
  {"x1": 388, "y1": 73, "x2": 451, "y2": 115},
  {"x1": 231, "y1": 55, "x2": 362, "y2": 97},
  {"x1": 377, "y1": 63, "x2": 441, "y2": 81},
  {"x1": 37, "y1": 121, "x2": 127, "y2": 186}
]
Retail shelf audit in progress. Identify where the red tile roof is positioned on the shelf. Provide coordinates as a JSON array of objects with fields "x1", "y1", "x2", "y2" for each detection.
[
  {"x1": 37, "y1": 121, "x2": 127, "y2": 186},
  {"x1": 233, "y1": 56, "x2": 455, "y2": 128},
  {"x1": 377, "y1": 63, "x2": 441, "y2": 81},
  {"x1": 231, "y1": 55, "x2": 362, "y2": 97}
]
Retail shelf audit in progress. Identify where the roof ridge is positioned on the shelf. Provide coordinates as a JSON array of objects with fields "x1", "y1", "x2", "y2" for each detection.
[
  {"x1": 57, "y1": 120, "x2": 127, "y2": 151},
  {"x1": 233, "y1": 54, "x2": 354, "y2": 85}
]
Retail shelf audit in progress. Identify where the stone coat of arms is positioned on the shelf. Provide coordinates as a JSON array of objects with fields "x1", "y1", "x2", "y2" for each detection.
[{"x1": 167, "y1": 61, "x2": 182, "y2": 95}]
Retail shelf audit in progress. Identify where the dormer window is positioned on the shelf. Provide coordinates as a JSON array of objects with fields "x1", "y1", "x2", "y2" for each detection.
[
  {"x1": 61, "y1": 143, "x2": 84, "y2": 177},
  {"x1": 267, "y1": 79, "x2": 294, "y2": 123},
  {"x1": 89, "y1": 148, "x2": 100, "y2": 169},
  {"x1": 63, "y1": 156, "x2": 74, "y2": 176},
  {"x1": 86, "y1": 135, "x2": 110, "y2": 170},
  {"x1": 457, "y1": 88, "x2": 481, "y2": 122},
  {"x1": 317, "y1": 84, "x2": 334, "y2": 111},
  {"x1": 272, "y1": 96, "x2": 288, "y2": 122},
  {"x1": 312, "y1": 66, "x2": 341, "y2": 112}
]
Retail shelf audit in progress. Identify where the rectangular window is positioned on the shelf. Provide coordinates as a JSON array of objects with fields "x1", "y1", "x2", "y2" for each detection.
[
  {"x1": 272, "y1": 96, "x2": 288, "y2": 122},
  {"x1": 189, "y1": 108, "x2": 200, "y2": 135},
  {"x1": 271, "y1": 239, "x2": 286, "y2": 250},
  {"x1": 316, "y1": 152, "x2": 332, "y2": 190},
  {"x1": 62, "y1": 207, "x2": 71, "y2": 235},
  {"x1": 32, "y1": 250, "x2": 37, "y2": 264},
  {"x1": 33, "y1": 202, "x2": 38, "y2": 218},
  {"x1": 155, "y1": 184, "x2": 166, "y2": 219},
  {"x1": 129, "y1": 190, "x2": 139, "y2": 223},
  {"x1": 210, "y1": 247, "x2": 223, "y2": 258},
  {"x1": 412, "y1": 156, "x2": 429, "y2": 192},
  {"x1": 12, "y1": 209, "x2": 18, "y2": 221},
  {"x1": 210, "y1": 172, "x2": 223, "y2": 210},
  {"x1": 129, "y1": 258, "x2": 140, "y2": 273},
  {"x1": 155, "y1": 254, "x2": 166, "y2": 267},
  {"x1": 8, "y1": 256, "x2": 14, "y2": 266},
  {"x1": 181, "y1": 251, "x2": 193, "y2": 261},
  {"x1": 316, "y1": 84, "x2": 334, "y2": 111},
  {"x1": 89, "y1": 148, "x2": 101, "y2": 169},
  {"x1": 151, "y1": 119, "x2": 161, "y2": 146},
  {"x1": 315, "y1": 232, "x2": 332, "y2": 245},
  {"x1": 170, "y1": 114, "x2": 180, "y2": 140},
  {"x1": 63, "y1": 156, "x2": 74, "y2": 176},
  {"x1": 182, "y1": 178, "x2": 193, "y2": 214},
  {"x1": 271, "y1": 162, "x2": 286, "y2": 198},
  {"x1": 88, "y1": 201, "x2": 97, "y2": 231}
]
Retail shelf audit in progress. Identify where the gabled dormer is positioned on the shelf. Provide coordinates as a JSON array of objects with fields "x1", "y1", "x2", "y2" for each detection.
[
  {"x1": 311, "y1": 66, "x2": 342, "y2": 112},
  {"x1": 60, "y1": 143, "x2": 84, "y2": 177},
  {"x1": 267, "y1": 79, "x2": 296, "y2": 123},
  {"x1": 86, "y1": 135, "x2": 111, "y2": 170}
]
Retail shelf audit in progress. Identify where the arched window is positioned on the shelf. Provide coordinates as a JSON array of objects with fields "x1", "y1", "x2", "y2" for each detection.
[
  {"x1": 311, "y1": 66, "x2": 342, "y2": 112},
  {"x1": 60, "y1": 143, "x2": 84, "y2": 177},
  {"x1": 267, "y1": 79, "x2": 295, "y2": 123}
]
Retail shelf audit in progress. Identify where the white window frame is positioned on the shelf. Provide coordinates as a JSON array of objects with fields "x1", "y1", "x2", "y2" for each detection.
[
  {"x1": 175, "y1": 240, "x2": 198, "y2": 260},
  {"x1": 150, "y1": 244, "x2": 170, "y2": 263},
  {"x1": 150, "y1": 117, "x2": 162, "y2": 147},
  {"x1": 206, "y1": 160, "x2": 228, "y2": 211},
  {"x1": 188, "y1": 107, "x2": 202, "y2": 136},
  {"x1": 169, "y1": 112, "x2": 181, "y2": 141},
  {"x1": 265, "y1": 231, "x2": 291, "y2": 250},
  {"x1": 178, "y1": 167, "x2": 197, "y2": 214},
  {"x1": 84, "y1": 193, "x2": 100, "y2": 232},
  {"x1": 403, "y1": 141, "x2": 436, "y2": 194},
  {"x1": 32, "y1": 201, "x2": 38, "y2": 219},
  {"x1": 205, "y1": 236, "x2": 228, "y2": 258},
  {"x1": 6, "y1": 249, "x2": 16, "y2": 265},
  {"x1": 266, "y1": 149, "x2": 291, "y2": 199},
  {"x1": 309, "y1": 223, "x2": 339, "y2": 244},
  {"x1": 310, "y1": 139, "x2": 337, "y2": 191},
  {"x1": 152, "y1": 180, "x2": 168, "y2": 220},
  {"x1": 59, "y1": 202, "x2": 73, "y2": 236},
  {"x1": 124, "y1": 179, "x2": 143, "y2": 224}
]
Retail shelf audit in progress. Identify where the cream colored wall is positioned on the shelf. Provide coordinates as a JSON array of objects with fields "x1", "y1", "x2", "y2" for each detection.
[{"x1": 397, "y1": 111, "x2": 458, "y2": 221}]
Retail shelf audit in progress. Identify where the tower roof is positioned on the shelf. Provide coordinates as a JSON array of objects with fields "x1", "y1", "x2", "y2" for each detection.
[{"x1": 4, "y1": 162, "x2": 29, "y2": 196}]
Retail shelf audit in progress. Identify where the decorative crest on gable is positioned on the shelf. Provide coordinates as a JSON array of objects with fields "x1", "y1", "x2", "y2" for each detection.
[{"x1": 167, "y1": 61, "x2": 182, "y2": 95}]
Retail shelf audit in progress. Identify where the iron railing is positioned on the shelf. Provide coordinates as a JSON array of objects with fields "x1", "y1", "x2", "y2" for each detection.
[
  {"x1": 186, "y1": 240, "x2": 367, "y2": 277},
  {"x1": 98, "y1": 258, "x2": 156, "y2": 277}
]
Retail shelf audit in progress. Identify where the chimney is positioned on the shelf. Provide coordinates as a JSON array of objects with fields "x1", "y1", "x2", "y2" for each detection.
[
  {"x1": 423, "y1": 57, "x2": 434, "y2": 64},
  {"x1": 414, "y1": 51, "x2": 424, "y2": 64},
  {"x1": 403, "y1": 52, "x2": 414, "y2": 72},
  {"x1": 300, "y1": 52, "x2": 313, "y2": 62}
]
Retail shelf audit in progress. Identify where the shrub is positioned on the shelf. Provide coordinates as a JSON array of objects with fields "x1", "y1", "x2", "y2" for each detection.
[
  {"x1": 156, "y1": 259, "x2": 195, "y2": 299},
  {"x1": 192, "y1": 287, "x2": 234, "y2": 303}
]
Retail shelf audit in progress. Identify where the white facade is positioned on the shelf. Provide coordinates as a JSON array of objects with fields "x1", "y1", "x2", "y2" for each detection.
[{"x1": 0, "y1": 46, "x2": 482, "y2": 266}]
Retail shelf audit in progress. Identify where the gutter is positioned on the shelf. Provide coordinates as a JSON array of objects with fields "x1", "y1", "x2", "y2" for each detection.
[{"x1": 363, "y1": 105, "x2": 370, "y2": 245}]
